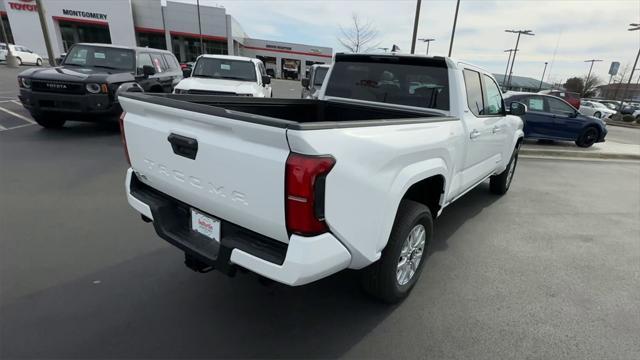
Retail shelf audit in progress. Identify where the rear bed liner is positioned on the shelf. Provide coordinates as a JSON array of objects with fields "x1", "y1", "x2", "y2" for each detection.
[{"x1": 118, "y1": 92, "x2": 457, "y2": 130}]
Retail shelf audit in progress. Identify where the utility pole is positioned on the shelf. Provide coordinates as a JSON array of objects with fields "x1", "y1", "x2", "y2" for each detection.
[
  {"x1": 502, "y1": 49, "x2": 517, "y2": 88},
  {"x1": 36, "y1": 0, "x2": 55, "y2": 65},
  {"x1": 583, "y1": 59, "x2": 603, "y2": 96},
  {"x1": 410, "y1": 0, "x2": 422, "y2": 54},
  {"x1": 418, "y1": 38, "x2": 435, "y2": 55},
  {"x1": 448, "y1": 0, "x2": 460, "y2": 57},
  {"x1": 0, "y1": 11, "x2": 18, "y2": 67},
  {"x1": 505, "y1": 29, "x2": 535, "y2": 89},
  {"x1": 617, "y1": 23, "x2": 639, "y2": 114},
  {"x1": 196, "y1": 0, "x2": 204, "y2": 55},
  {"x1": 538, "y1": 61, "x2": 548, "y2": 91}
]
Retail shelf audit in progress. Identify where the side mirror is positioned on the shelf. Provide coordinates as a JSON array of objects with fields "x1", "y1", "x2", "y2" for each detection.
[
  {"x1": 182, "y1": 68, "x2": 192, "y2": 78},
  {"x1": 261, "y1": 75, "x2": 271, "y2": 85},
  {"x1": 569, "y1": 111, "x2": 578, "y2": 118},
  {"x1": 509, "y1": 101, "x2": 527, "y2": 116},
  {"x1": 142, "y1": 65, "x2": 156, "y2": 77},
  {"x1": 301, "y1": 78, "x2": 310, "y2": 88}
]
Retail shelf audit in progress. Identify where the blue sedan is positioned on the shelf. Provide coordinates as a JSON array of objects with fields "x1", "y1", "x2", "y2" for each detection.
[{"x1": 505, "y1": 94, "x2": 607, "y2": 148}]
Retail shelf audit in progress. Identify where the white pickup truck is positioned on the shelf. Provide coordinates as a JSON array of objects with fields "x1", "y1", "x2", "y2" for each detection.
[
  {"x1": 119, "y1": 53, "x2": 526, "y2": 303},
  {"x1": 173, "y1": 55, "x2": 272, "y2": 98}
]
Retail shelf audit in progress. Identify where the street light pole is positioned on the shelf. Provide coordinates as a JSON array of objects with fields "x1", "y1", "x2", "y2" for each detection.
[
  {"x1": 418, "y1": 38, "x2": 435, "y2": 55},
  {"x1": 583, "y1": 59, "x2": 603, "y2": 95},
  {"x1": 505, "y1": 29, "x2": 535, "y2": 89},
  {"x1": 448, "y1": 0, "x2": 460, "y2": 57},
  {"x1": 196, "y1": 0, "x2": 204, "y2": 55},
  {"x1": 502, "y1": 49, "x2": 517, "y2": 87},
  {"x1": 410, "y1": 0, "x2": 422, "y2": 54},
  {"x1": 0, "y1": 12, "x2": 18, "y2": 68},
  {"x1": 617, "y1": 24, "x2": 639, "y2": 114},
  {"x1": 538, "y1": 61, "x2": 548, "y2": 91},
  {"x1": 36, "y1": 0, "x2": 55, "y2": 66}
]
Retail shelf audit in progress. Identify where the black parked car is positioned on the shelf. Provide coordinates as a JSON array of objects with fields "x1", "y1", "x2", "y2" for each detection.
[{"x1": 18, "y1": 43, "x2": 182, "y2": 128}]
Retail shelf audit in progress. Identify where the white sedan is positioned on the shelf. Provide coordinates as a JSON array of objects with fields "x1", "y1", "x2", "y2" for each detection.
[
  {"x1": 579, "y1": 101, "x2": 616, "y2": 119},
  {"x1": 0, "y1": 43, "x2": 43, "y2": 66}
]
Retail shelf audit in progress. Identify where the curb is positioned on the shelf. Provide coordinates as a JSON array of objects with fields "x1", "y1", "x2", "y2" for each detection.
[
  {"x1": 520, "y1": 148, "x2": 640, "y2": 161},
  {"x1": 605, "y1": 120, "x2": 640, "y2": 129}
]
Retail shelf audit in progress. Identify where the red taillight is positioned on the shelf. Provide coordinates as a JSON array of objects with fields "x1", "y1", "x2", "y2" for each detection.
[
  {"x1": 285, "y1": 153, "x2": 335, "y2": 236},
  {"x1": 118, "y1": 112, "x2": 131, "y2": 166}
]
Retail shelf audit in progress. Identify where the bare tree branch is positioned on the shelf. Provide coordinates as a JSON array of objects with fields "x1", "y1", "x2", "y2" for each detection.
[{"x1": 337, "y1": 13, "x2": 380, "y2": 53}]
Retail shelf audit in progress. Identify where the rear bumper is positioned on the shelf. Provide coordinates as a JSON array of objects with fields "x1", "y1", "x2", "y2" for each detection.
[
  {"x1": 19, "y1": 89, "x2": 121, "y2": 118},
  {"x1": 125, "y1": 169, "x2": 351, "y2": 286}
]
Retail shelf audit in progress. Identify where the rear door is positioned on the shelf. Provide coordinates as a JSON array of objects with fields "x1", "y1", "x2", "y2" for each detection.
[
  {"x1": 120, "y1": 96, "x2": 292, "y2": 243},
  {"x1": 522, "y1": 95, "x2": 555, "y2": 138},
  {"x1": 150, "y1": 53, "x2": 173, "y2": 93},
  {"x1": 461, "y1": 68, "x2": 501, "y2": 189}
]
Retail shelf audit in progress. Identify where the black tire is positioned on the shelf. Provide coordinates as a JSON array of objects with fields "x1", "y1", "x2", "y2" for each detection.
[
  {"x1": 32, "y1": 113, "x2": 66, "y2": 129},
  {"x1": 36, "y1": 58, "x2": 42, "y2": 66},
  {"x1": 593, "y1": 111, "x2": 601, "y2": 118},
  {"x1": 361, "y1": 199, "x2": 432, "y2": 303},
  {"x1": 490, "y1": 146, "x2": 519, "y2": 195},
  {"x1": 16, "y1": 57, "x2": 22, "y2": 66},
  {"x1": 575, "y1": 126, "x2": 599, "y2": 148}
]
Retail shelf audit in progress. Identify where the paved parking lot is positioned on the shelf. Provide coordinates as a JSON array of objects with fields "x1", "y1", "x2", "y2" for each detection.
[{"x1": 1, "y1": 67, "x2": 639, "y2": 359}]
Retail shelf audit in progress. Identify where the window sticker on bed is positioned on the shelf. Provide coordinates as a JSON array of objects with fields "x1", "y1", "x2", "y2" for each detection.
[
  {"x1": 94, "y1": 52, "x2": 106, "y2": 59},
  {"x1": 220, "y1": 64, "x2": 231, "y2": 70}
]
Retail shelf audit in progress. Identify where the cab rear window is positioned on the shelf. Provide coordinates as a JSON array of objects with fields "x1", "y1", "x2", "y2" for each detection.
[{"x1": 325, "y1": 57, "x2": 449, "y2": 111}]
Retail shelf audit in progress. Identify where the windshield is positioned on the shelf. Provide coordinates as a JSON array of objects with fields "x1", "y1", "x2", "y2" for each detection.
[
  {"x1": 313, "y1": 67, "x2": 329, "y2": 86},
  {"x1": 63, "y1": 45, "x2": 135, "y2": 71},
  {"x1": 325, "y1": 59, "x2": 449, "y2": 111},
  {"x1": 192, "y1": 58, "x2": 257, "y2": 82}
]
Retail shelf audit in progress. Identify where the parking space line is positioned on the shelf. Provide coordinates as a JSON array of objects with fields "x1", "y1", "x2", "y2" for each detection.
[
  {"x1": 10, "y1": 100, "x2": 21, "y2": 106},
  {"x1": 0, "y1": 123, "x2": 6, "y2": 130},
  {"x1": 5, "y1": 123, "x2": 33, "y2": 130},
  {"x1": 0, "y1": 105, "x2": 36, "y2": 124}
]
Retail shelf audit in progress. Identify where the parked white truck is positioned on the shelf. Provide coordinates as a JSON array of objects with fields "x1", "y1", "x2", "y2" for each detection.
[
  {"x1": 173, "y1": 55, "x2": 272, "y2": 98},
  {"x1": 119, "y1": 54, "x2": 526, "y2": 303}
]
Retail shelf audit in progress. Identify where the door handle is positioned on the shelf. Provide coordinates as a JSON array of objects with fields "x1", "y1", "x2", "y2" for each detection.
[
  {"x1": 168, "y1": 133, "x2": 198, "y2": 160},
  {"x1": 492, "y1": 126, "x2": 502, "y2": 134},
  {"x1": 470, "y1": 129, "x2": 481, "y2": 139}
]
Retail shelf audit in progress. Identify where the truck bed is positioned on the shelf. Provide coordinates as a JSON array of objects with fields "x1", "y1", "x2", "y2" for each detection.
[{"x1": 119, "y1": 93, "x2": 452, "y2": 130}]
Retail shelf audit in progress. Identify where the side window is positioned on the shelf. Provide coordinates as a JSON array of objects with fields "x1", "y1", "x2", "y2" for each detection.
[
  {"x1": 526, "y1": 96, "x2": 545, "y2": 111},
  {"x1": 136, "y1": 53, "x2": 153, "y2": 74},
  {"x1": 483, "y1": 75, "x2": 503, "y2": 115},
  {"x1": 547, "y1": 97, "x2": 575, "y2": 115},
  {"x1": 162, "y1": 54, "x2": 179, "y2": 70},
  {"x1": 463, "y1": 69, "x2": 484, "y2": 116},
  {"x1": 150, "y1": 53, "x2": 167, "y2": 72},
  {"x1": 258, "y1": 62, "x2": 267, "y2": 77}
]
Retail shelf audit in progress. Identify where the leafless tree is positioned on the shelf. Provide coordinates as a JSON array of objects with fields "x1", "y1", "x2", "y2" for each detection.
[
  {"x1": 338, "y1": 14, "x2": 380, "y2": 53},
  {"x1": 582, "y1": 75, "x2": 602, "y2": 97}
]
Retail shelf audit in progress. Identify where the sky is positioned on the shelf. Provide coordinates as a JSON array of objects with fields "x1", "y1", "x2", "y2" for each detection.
[{"x1": 188, "y1": 0, "x2": 640, "y2": 85}]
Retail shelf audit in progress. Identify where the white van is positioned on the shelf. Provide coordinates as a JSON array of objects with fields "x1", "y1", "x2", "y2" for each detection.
[{"x1": 0, "y1": 43, "x2": 43, "y2": 66}]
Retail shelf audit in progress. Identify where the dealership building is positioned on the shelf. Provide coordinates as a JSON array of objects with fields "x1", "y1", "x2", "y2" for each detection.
[{"x1": 0, "y1": 0, "x2": 332, "y2": 78}]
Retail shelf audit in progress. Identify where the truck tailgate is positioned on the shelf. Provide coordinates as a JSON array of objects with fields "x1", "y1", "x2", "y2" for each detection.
[{"x1": 120, "y1": 96, "x2": 291, "y2": 243}]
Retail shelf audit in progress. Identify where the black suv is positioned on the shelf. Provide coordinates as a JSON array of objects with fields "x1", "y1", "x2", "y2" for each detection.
[{"x1": 18, "y1": 43, "x2": 182, "y2": 128}]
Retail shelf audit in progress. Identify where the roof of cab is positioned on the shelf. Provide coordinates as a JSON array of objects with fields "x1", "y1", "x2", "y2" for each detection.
[{"x1": 196, "y1": 54, "x2": 259, "y2": 63}]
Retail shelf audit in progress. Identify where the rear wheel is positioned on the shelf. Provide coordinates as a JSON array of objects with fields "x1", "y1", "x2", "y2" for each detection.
[
  {"x1": 16, "y1": 57, "x2": 22, "y2": 66},
  {"x1": 490, "y1": 146, "x2": 519, "y2": 195},
  {"x1": 36, "y1": 58, "x2": 43, "y2": 66},
  {"x1": 361, "y1": 200, "x2": 432, "y2": 303},
  {"x1": 32, "y1": 112, "x2": 66, "y2": 129},
  {"x1": 593, "y1": 111, "x2": 601, "y2": 118},
  {"x1": 575, "y1": 127, "x2": 599, "y2": 148}
]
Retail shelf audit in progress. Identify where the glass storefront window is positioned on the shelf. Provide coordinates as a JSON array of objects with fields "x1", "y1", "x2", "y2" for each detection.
[
  {"x1": 59, "y1": 21, "x2": 111, "y2": 52},
  {"x1": 137, "y1": 32, "x2": 166, "y2": 50}
]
